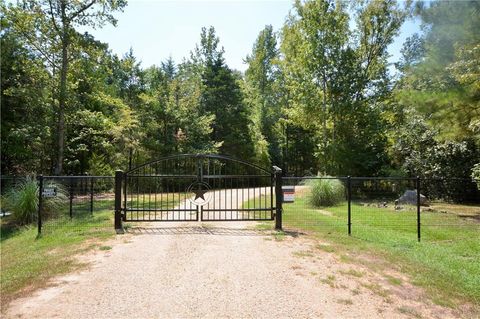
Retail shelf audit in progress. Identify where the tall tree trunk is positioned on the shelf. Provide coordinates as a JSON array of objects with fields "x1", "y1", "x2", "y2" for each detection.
[
  {"x1": 322, "y1": 69, "x2": 327, "y2": 174},
  {"x1": 55, "y1": 2, "x2": 68, "y2": 175}
]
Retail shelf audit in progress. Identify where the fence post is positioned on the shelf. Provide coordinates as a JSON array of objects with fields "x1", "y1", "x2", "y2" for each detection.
[
  {"x1": 37, "y1": 175, "x2": 43, "y2": 235},
  {"x1": 347, "y1": 176, "x2": 351, "y2": 236},
  {"x1": 90, "y1": 177, "x2": 94, "y2": 214},
  {"x1": 273, "y1": 166, "x2": 283, "y2": 230},
  {"x1": 114, "y1": 170, "x2": 123, "y2": 232},
  {"x1": 69, "y1": 177, "x2": 73, "y2": 219},
  {"x1": 416, "y1": 176, "x2": 421, "y2": 242}
]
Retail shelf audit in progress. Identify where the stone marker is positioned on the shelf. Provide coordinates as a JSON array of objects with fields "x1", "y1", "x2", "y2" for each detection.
[{"x1": 397, "y1": 189, "x2": 429, "y2": 206}]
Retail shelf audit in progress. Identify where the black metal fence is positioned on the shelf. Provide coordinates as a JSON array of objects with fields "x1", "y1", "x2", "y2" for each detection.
[
  {"x1": 0, "y1": 175, "x2": 115, "y2": 234},
  {"x1": 1, "y1": 174, "x2": 478, "y2": 242},
  {"x1": 281, "y1": 177, "x2": 479, "y2": 242},
  {"x1": 37, "y1": 176, "x2": 115, "y2": 233}
]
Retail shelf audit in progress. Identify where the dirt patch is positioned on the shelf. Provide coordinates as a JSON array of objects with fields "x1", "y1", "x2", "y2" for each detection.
[
  {"x1": 430, "y1": 202, "x2": 480, "y2": 217},
  {"x1": 314, "y1": 209, "x2": 333, "y2": 216}
]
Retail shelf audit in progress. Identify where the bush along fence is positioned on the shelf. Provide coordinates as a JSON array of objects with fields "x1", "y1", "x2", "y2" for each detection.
[{"x1": 1, "y1": 175, "x2": 478, "y2": 241}]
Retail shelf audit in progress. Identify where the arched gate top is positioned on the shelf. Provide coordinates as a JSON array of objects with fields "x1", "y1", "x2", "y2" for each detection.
[{"x1": 125, "y1": 153, "x2": 272, "y2": 175}]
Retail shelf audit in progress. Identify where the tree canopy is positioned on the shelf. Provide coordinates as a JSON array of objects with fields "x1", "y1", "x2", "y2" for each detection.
[{"x1": 2, "y1": 0, "x2": 478, "y2": 178}]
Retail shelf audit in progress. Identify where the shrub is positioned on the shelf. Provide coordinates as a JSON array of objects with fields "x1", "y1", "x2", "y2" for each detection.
[
  {"x1": 472, "y1": 163, "x2": 480, "y2": 190},
  {"x1": 304, "y1": 178, "x2": 345, "y2": 207},
  {"x1": 2, "y1": 177, "x2": 67, "y2": 225}
]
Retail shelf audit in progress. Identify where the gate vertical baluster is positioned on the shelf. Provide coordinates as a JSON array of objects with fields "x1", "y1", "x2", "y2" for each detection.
[
  {"x1": 347, "y1": 176, "x2": 352, "y2": 236},
  {"x1": 264, "y1": 177, "x2": 267, "y2": 220},
  {"x1": 242, "y1": 175, "x2": 245, "y2": 220},
  {"x1": 142, "y1": 166, "x2": 146, "y2": 221},
  {"x1": 247, "y1": 176, "x2": 250, "y2": 219},
  {"x1": 270, "y1": 173, "x2": 274, "y2": 221},
  {"x1": 90, "y1": 177, "x2": 94, "y2": 215},
  {"x1": 253, "y1": 176, "x2": 256, "y2": 220},
  {"x1": 148, "y1": 165, "x2": 151, "y2": 221},
  {"x1": 214, "y1": 162, "x2": 220, "y2": 219},
  {"x1": 164, "y1": 160, "x2": 167, "y2": 221},
  {"x1": 274, "y1": 166, "x2": 283, "y2": 230},
  {"x1": 224, "y1": 163, "x2": 227, "y2": 220},
  {"x1": 123, "y1": 173, "x2": 127, "y2": 221},
  {"x1": 236, "y1": 176, "x2": 239, "y2": 220},
  {"x1": 69, "y1": 177, "x2": 73, "y2": 219},
  {"x1": 136, "y1": 172, "x2": 139, "y2": 221}
]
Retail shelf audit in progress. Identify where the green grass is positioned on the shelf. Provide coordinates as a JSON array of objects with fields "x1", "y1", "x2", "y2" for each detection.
[
  {"x1": 244, "y1": 193, "x2": 480, "y2": 309},
  {"x1": 1, "y1": 209, "x2": 114, "y2": 307},
  {"x1": 279, "y1": 195, "x2": 480, "y2": 308},
  {"x1": 1, "y1": 192, "x2": 186, "y2": 307}
]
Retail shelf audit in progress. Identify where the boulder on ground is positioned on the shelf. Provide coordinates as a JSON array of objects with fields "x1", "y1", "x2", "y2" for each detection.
[{"x1": 397, "y1": 190, "x2": 429, "y2": 206}]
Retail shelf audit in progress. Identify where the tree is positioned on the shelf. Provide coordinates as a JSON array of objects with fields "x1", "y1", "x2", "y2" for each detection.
[
  {"x1": 244, "y1": 25, "x2": 283, "y2": 166},
  {"x1": 395, "y1": 1, "x2": 480, "y2": 142},
  {"x1": 280, "y1": 0, "x2": 407, "y2": 175},
  {"x1": 1, "y1": 18, "x2": 52, "y2": 174},
  {"x1": 192, "y1": 27, "x2": 255, "y2": 160},
  {"x1": 4, "y1": 0, "x2": 126, "y2": 174}
]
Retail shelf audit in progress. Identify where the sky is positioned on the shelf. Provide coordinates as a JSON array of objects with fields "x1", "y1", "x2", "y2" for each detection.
[{"x1": 82, "y1": 0, "x2": 421, "y2": 73}]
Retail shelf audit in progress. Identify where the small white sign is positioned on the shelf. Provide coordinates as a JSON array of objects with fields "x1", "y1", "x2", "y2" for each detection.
[
  {"x1": 42, "y1": 187, "x2": 57, "y2": 198},
  {"x1": 282, "y1": 186, "x2": 295, "y2": 203}
]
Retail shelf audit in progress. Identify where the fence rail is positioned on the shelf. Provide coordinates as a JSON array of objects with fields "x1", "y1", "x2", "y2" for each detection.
[
  {"x1": 1, "y1": 175, "x2": 478, "y2": 242},
  {"x1": 281, "y1": 176, "x2": 479, "y2": 242}
]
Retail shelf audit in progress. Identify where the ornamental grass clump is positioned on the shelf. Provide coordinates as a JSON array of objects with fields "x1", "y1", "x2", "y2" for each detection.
[
  {"x1": 305, "y1": 178, "x2": 345, "y2": 207},
  {"x1": 2, "y1": 177, "x2": 67, "y2": 225}
]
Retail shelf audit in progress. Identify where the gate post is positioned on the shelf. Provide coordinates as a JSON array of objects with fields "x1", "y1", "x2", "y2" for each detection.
[
  {"x1": 416, "y1": 176, "x2": 421, "y2": 242},
  {"x1": 37, "y1": 175, "x2": 43, "y2": 235},
  {"x1": 114, "y1": 170, "x2": 123, "y2": 232},
  {"x1": 273, "y1": 166, "x2": 283, "y2": 230},
  {"x1": 347, "y1": 176, "x2": 351, "y2": 236}
]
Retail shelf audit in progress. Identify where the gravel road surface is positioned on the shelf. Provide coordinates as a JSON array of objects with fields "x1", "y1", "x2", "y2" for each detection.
[{"x1": 5, "y1": 189, "x2": 457, "y2": 319}]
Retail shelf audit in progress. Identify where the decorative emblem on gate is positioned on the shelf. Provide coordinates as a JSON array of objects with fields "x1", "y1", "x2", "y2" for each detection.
[{"x1": 187, "y1": 181, "x2": 212, "y2": 206}]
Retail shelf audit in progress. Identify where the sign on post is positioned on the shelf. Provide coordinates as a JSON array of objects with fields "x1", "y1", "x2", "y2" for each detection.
[
  {"x1": 282, "y1": 185, "x2": 295, "y2": 203},
  {"x1": 42, "y1": 187, "x2": 57, "y2": 198}
]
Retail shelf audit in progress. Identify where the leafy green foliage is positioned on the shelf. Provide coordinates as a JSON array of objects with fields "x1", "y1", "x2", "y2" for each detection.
[
  {"x1": 2, "y1": 178, "x2": 38, "y2": 225},
  {"x1": 2, "y1": 178, "x2": 67, "y2": 225},
  {"x1": 280, "y1": 0, "x2": 408, "y2": 176},
  {"x1": 305, "y1": 178, "x2": 345, "y2": 207},
  {"x1": 472, "y1": 164, "x2": 480, "y2": 190},
  {"x1": 1, "y1": 0, "x2": 478, "y2": 181},
  {"x1": 396, "y1": 1, "x2": 480, "y2": 142}
]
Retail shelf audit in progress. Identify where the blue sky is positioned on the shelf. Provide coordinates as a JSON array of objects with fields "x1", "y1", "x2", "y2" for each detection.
[{"x1": 83, "y1": 0, "x2": 420, "y2": 72}]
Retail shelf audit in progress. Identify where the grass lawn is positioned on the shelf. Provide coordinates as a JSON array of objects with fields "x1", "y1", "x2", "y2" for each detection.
[
  {"x1": 250, "y1": 194, "x2": 480, "y2": 309},
  {"x1": 0, "y1": 209, "x2": 114, "y2": 307},
  {"x1": 1, "y1": 192, "x2": 188, "y2": 308}
]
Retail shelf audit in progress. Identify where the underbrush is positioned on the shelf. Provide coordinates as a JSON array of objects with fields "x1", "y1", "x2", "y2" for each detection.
[
  {"x1": 1, "y1": 177, "x2": 67, "y2": 225},
  {"x1": 303, "y1": 178, "x2": 345, "y2": 207}
]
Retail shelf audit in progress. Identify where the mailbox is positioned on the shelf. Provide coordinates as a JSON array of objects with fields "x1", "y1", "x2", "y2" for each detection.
[{"x1": 282, "y1": 185, "x2": 295, "y2": 203}]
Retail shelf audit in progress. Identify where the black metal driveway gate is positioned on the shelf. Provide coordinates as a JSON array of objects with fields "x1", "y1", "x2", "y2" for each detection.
[{"x1": 114, "y1": 154, "x2": 283, "y2": 230}]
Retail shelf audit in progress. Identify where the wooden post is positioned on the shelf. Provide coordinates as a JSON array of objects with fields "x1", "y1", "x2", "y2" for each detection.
[{"x1": 274, "y1": 166, "x2": 283, "y2": 230}]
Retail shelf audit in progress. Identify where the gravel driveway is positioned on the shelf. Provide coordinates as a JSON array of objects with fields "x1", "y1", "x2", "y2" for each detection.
[{"x1": 5, "y1": 189, "x2": 456, "y2": 318}]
